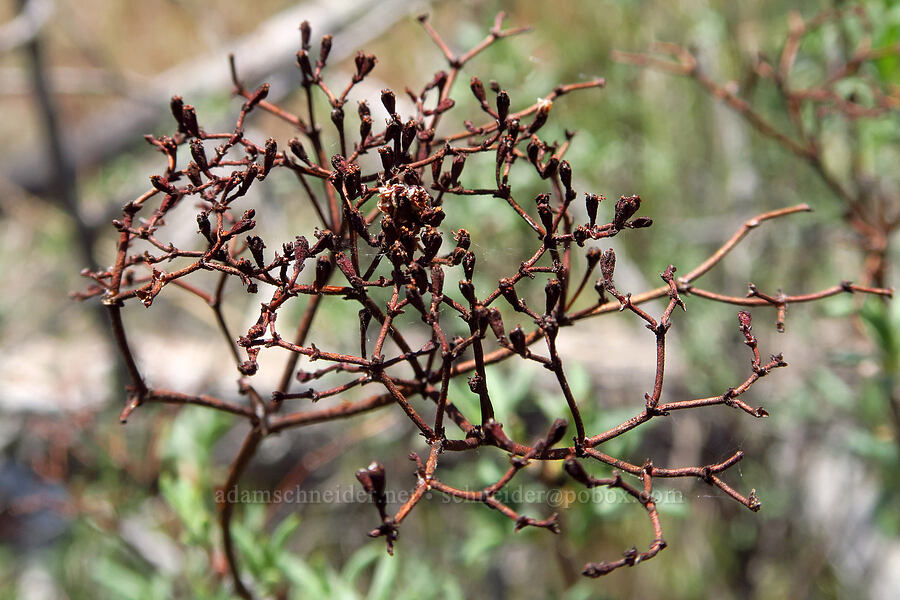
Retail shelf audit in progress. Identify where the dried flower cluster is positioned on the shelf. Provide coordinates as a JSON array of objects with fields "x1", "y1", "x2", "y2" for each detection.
[{"x1": 78, "y1": 13, "x2": 891, "y2": 598}]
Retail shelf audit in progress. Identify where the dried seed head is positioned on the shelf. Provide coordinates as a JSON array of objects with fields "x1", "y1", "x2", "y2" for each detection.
[
  {"x1": 600, "y1": 249, "x2": 616, "y2": 286},
  {"x1": 381, "y1": 89, "x2": 396, "y2": 115},
  {"x1": 545, "y1": 279, "x2": 561, "y2": 314},
  {"x1": 496, "y1": 90, "x2": 510, "y2": 124}
]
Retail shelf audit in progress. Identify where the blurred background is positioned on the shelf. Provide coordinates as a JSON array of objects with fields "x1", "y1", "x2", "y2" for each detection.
[{"x1": 0, "y1": 0, "x2": 898, "y2": 598}]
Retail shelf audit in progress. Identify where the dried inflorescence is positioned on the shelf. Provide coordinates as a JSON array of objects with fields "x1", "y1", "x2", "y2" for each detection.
[{"x1": 78, "y1": 12, "x2": 892, "y2": 598}]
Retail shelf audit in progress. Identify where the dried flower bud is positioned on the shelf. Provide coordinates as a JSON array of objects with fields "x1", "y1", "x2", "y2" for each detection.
[
  {"x1": 170, "y1": 95, "x2": 184, "y2": 130},
  {"x1": 378, "y1": 146, "x2": 394, "y2": 173},
  {"x1": 600, "y1": 248, "x2": 616, "y2": 286},
  {"x1": 585, "y1": 193, "x2": 601, "y2": 227},
  {"x1": 613, "y1": 195, "x2": 641, "y2": 231},
  {"x1": 381, "y1": 89, "x2": 396, "y2": 115},
  {"x1": 459, "y1": 279, "x2": 476, "y2": 305},
  {"x1": 359, "y1": 115, "x2": 372, "y2": 144},
  {"x1": 356, "y1": 461, "x2": 386, "y2": 496},
  {"x1": 544, "y1": 418, "x2": 568, "y2": 448},
  {"x1": 300, "y1": 20, "x2": 311, "y2": 50},
  {"x1": 454, "y1": 229, "x2": 470, "y2": 250},
  {"x1": 449, "y1": 154, "x2": 465, "y2": 185},
  {"x1": 541, "y1": 156, "x2": 559, "y2": 180},
  {"x1": 150, "y1": 175, "x2": 174, "y2": 194},
  {"x1": 470, "y1": 76, "x2": 487, "y2": 105},
  {"x1": 430, "y1": 264, "x2": 444, "y2": 296},
  {"x1": 462, "y1": 251, "x2": 476, "y2": 280},
  {"x1": 545, "y1": 279, "x2": 561, "y2": 314},
  {"x1": 499, "y1": 277, "x2": 521, "y2": 310},
  {"x1": 510, "y1": 325, "x2": 527, "y2": 355},
  {"x1": 319, "y1": 35, "x2": 333, "y2": 67},
  {"x1": 247, "y1": 235, "x2": 266, "y2": 268},
  {"x1": 190, "y1": 139, "x2": 209, "y2": 173},
  {"x1": 314, "y1": 255, "x2": 332, "y2": 289},
  {"x1": 486, "y1": 308, "x2": 506, "y2": 342},
  {"x1": 527, "y1": 140, "x2": 541, "y2": 164},
  {"x1": 420, "y1": 227, "x2": 442, "y2": 262},
  {"x1": 196, "y1": 211, "x2": 213, "y2": 243},
  {"x1": 245, "y1": 83, "x2": 269, "y2": 110},
  {"x1": 185, "y1": 162, "x2": 202, "y2": 186},
  {"x1": 181, "y1": 105, "x2": 200, "y2": 137},
  {"x1": 401, "y1": 119, "x2": 417, "y2": 153},
  {"x1": 263, "y1": 138, "x2": 277, "y2": 176},
  {"x1": 331, "y1": 106, "x2": 344, "y2": 129},
  {"x1": 496, "y1": 90, "x2": 510, "y2": 124},
  {"x1": 296, "y1": 50, "x2": 313, "y2": 82},
  {"x1": 627, "y1": 217, "x2": 653, "y2": 229},
  {"x1": 529, "y1": 97, "x2": 552, "y2": 134},
  {"x1": 289, "y1": 138, "x2": 309, "y2": 163},
  {"x1": 559, "y1": 160, "x2": 572, "y2": 192},
  {"x1": 354, "y1": 52, "x2": 377, "y2": 82}
]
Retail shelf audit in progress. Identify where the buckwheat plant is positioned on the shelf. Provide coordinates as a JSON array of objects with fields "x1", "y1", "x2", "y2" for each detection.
[{"x1": 78, "y1": 13, "x2": 892, "y2": 598}]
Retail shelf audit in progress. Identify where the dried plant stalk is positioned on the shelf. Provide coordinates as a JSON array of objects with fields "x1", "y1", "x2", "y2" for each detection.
[{"x1": 78, "y1": 12, "x2": 892, "y2": 598}]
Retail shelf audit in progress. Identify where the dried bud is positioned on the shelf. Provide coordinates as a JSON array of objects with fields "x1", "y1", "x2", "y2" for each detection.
[
  {"x1": 627, "y1": 216, "x2": 653, "y2": 229},
  {"x1": 545, "y1": 279, "x2": 561, "y2": 315},
  {"x1": 510, "y1": 325, "x2": 527, "y2": 355},
  {"x1": 449, "y1": 154, "x2": 465, "y2": 185},
  {"x1": 263, "y1": 138, "x2": 277, "y2": 176},
  {"x1": 381, "y1": 89, "x2": 396, "y2": 115},
  {"x1": 462, "y1": 251, "x2": 476, "y2": 280},
  {"x1": 430, "y1": 264, "x2": 444, "y2": 296},
  {"x1": 613, "y1": 195, "x2": 641, "y2": 230},
  {"x1": 459, "y1": 280, "x2": 476, "y2": 305},
  {"x1": 420, "y1": 227, "x2": 442, "y2": 261},
  {"x1": 600, "y1": 249, "x2": 616, "y2": 286},
  {"x1": 353, "y1": 52, "x2": 377, "y2": 82},
  {"x1": 245, "y1": 83, "x2": 269, "y2": 110},
  {"x1": 405, "y1": 283, "x2": 426, "y2": 315},
  {"x1": 185, "y1": 162, "x2": 202, "y2": 186},
  {"x1": 359, "y1": 115, "x2": 372, "y2": 144},
  {"x1": 535, "y1": 193, "x2": 553, "y2": 233},
  {"x1": 181, "y1": 105, "x2": 200, "y2": 138},
  {"x1": 197, "y1": 211, "x2": 213, "y2": 243},
  {"x1": 289, "y1": 138, "x2": 309, "y2": 163},
  {"x1": 247, "y1": 235, "x2": 266, "y2": 268},
  {"x1": 378, "y1": 146, "x2": 394, "y2": 173},
  {"x1": 358, "y1": 100, "x2": 371, "y2": 118},
  {"x1": 559, "y1": 160, "x2": 572, "y2": 192},
  {"x1": 529, "y1": 97, "x2": 552, "y2": 134},
  {"x1": 527, "y1": 140, "x2": 541, "y2": 164},
  {"x1": 544, "y1": 419, "x2": 568, "y2": 448},
  {"x1": 541, "y1": 156, "x2": 559, "y2": 180},
  {"x1": 454, "y1": 229, "x2": 470, "y2": 250},
  {"x1": 300, "y1": 21, "x2": 311, "y2": 50},
  {"x1": 486, "y1": 308, "x2": 506, "y2": 342},
  {"x1": 150, "y1": 175, "x2": 174, "y2": 194},
  {"x1": 356, "y1": 461, "x2": 386, "y2": 496},
  {"x1": 319, "y1": 35, "x2": 333, "y2": 66},
  {"x1": 401, "y1": 119, "x2": 417, "y2": 153},
  {"x1": 331, "y1": 106, "x2": 344, "y2": 129},
  {"x1": 585, "y1": 193, "x2": 601, "y2": 227},
  {"x1": 296, "y1": 50, "x2": 313, "y2": 81},
  {"x1": 586, "y1": 247, "x2": 602, "y2": 268},
  {"x1": 407, "y1": 262, "x2": 428, "y2": 293},
  {"x1": 170, "y1": 96, "x2": 184, "y2": 130},
  {"x1": 190, "y1": 139, "x2": 209, "y2": 173},
  {"x1": 496, "y1": 90, "x2": 510, "y2": 124},
  {"x1": 470, "y1": 76, "x2": 487, "y2": 105},
  {"x1": 314, "y1": 255, "x2": 332, "y2": 289},
  {"x1": 499, "y1": 278, "x2": 521, "y2": 310}
]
